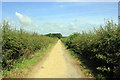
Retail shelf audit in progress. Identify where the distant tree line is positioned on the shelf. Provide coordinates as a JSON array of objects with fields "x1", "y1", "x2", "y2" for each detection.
[{"x1": 45, "y1": 33, "x2": 62, "y2": 39}]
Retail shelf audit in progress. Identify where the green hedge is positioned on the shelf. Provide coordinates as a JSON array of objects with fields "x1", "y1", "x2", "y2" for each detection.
[
  {"x1": 61, "y1": 20, "x2": 120, "y2": 79},
  {"x1": 1, "y1": 21, "x2": 57, "y2": 70}
]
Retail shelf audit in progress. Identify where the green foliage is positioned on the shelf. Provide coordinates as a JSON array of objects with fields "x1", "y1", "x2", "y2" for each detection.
[
  {"x1": 96, "y1": 74, "x2": 106, "y2": 80},
  {"x1": 61, "y1": 20, "x2": 120, "y2": 79},
  {"x1": 45, "y1": 33, "x2": 62, "y2": 39},
  {"x1": 2, "y1": 21, "x2": 57, "y2": 71}
]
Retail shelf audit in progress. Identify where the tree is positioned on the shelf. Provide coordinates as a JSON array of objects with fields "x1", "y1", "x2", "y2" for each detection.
[{"x1": 45, "y1": 33, "x2": 62, "y2": 39}]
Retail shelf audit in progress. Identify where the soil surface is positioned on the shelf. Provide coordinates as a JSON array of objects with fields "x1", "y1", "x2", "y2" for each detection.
[{"x1": 26, "y1": 40, "x2": 86, "y2": 78}]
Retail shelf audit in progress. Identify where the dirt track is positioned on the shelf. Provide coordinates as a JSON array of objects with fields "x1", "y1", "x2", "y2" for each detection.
[{"x1": 26, "y1": 40, "x2": 86, "y2": 78}]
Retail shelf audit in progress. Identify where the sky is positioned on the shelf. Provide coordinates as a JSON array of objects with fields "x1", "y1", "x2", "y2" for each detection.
[
  {"x1": 2, "y1": 2, "x2": 118, "y2": 36},
  {"x1": 1, "y1": 0, "x2": 120, "y2": 2}
]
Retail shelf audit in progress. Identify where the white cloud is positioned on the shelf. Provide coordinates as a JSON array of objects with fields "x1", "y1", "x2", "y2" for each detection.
[
  {"x1": 59, "y1": 25, "x2": 64, "y2": 28},
  {"x1": 42, "y1": 22, "x2": 65, "y2": 28},
  {"x1": 15, "y1": 12, "x2": 42, "y2": 32},
  {"x1": 15, "y1": 12, "x2": 32, "y2": 25},
  {"x1": 69, "y1": 22, "x2": 77, "y2": 30}
]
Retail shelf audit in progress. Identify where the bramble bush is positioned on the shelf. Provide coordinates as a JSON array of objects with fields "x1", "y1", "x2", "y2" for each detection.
[
  {"x1": 1, "y1": 21, "x2": 57, "y2": 70},
  {"x1": 61, "y1": 20, "x2": 120, "y2": 79}
]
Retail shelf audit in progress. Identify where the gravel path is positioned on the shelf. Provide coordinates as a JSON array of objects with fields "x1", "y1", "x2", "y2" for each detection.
[{"x1": 26, "y1": 40, "x2": 85, "y2": 78}]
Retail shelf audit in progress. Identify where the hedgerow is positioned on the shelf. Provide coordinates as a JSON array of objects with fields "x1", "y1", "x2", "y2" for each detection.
[
  {"x1": 1, "y1": 21, "x2": 57, "y2": 70},
  {"x1": 61, "y1": 20, "x2": 120, "y2": 79}
]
